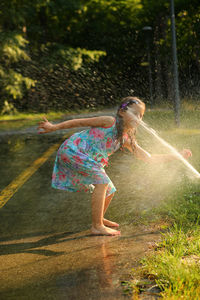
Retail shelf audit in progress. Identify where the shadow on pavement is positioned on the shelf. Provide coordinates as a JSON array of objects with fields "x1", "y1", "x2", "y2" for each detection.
[{"x1": 0, "y1": 231, "x2": 97, "y2": 256}]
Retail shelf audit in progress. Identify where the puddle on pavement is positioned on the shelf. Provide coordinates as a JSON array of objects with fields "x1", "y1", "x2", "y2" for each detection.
[
  {"x1": 0, "y1": 127, "x2": 167, "y2": 299},
  {"x1": 0, "y1": 226, "x2": 161, "y2": 300}
]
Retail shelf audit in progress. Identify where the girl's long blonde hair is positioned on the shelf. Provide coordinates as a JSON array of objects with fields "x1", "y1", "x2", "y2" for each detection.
[{"x1": 116, "y1": 96, "x2": 145, "y2": 151}]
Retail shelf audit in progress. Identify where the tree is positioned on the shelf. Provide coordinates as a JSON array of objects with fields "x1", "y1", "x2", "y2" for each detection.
[{"x1": 0, "y1": 0, "x2": 35, "y2": 113}]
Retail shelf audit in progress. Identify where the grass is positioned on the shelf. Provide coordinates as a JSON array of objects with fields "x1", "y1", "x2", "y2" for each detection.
[
  {"x1": 0, "y1": 105, "x2": 113, "y2": 131},
  {"x1": 124, "y1": 108, "x2": 200, "y2": 299},
  {"x1": 0, "y1": 111, "x2": 66, "y2": 131},
  {"x1": 138, "y1": 185, "x2": 200, "y2": 299},
  {"x1": 0, "y1": 107, "x2": 107, "y2": 121},
  {"x1": 0, "y1": 108, "x2": 101, "y2": 131},
  {"x1": 0, "y1": 111, "x2": 66, "y2": 121}
]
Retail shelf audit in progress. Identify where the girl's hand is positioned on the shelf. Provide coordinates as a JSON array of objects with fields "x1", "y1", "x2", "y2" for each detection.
[
  {"x1": 180, "y1": 149, "x2": 192, "y2": 159},
  {"x1": 37, "y1": 117, "x2": 55, "y2": 134}
]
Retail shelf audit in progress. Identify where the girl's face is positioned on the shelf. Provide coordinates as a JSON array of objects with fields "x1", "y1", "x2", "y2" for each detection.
[{"x1": 121, "y1": 103, "x2": 145, "y2": 129}]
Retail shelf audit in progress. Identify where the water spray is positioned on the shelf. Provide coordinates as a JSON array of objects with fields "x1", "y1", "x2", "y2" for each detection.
[
  {"x1": 127, "y1": 108, "x2": 200, "y2": 179},
  {"x1": 139, "y1": 120, "x2": 200, "y2": 179}
]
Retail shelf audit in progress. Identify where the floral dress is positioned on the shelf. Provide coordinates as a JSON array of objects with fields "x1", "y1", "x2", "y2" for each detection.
[{"x1": 52, "y1": 119, "x2": 119, "y2": 197}]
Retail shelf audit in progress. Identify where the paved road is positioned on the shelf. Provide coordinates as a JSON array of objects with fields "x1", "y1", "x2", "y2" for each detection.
[{"x1": 0, "y1": 114, "x2": 161, "y2": 300}]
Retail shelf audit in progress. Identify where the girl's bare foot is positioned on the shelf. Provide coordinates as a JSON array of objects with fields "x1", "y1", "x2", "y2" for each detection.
[
  {"x1": 91, "y1": 225, "x2": 121, "y2": 236},
  {"x1": 103, "y1": 218, "x2": 119, "y2": 228}
]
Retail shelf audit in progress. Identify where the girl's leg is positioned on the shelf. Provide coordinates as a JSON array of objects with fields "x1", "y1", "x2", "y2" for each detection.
[
  {"x1": 103, "y1": 193, "x2": 119, "y2": 228},
  {"x1": 103, "y1": 193, "x2": 114, "y2": 215},
  {"x1": 91, "y1": 184, "x2": 120, "y2": 236}
]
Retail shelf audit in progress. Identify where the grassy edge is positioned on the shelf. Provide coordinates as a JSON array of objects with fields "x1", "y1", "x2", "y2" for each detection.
[
  {"x1": 0, "y1": 97, "x2": 199, "y2": 122},
  {"x1": 124, "y1": 183, "x2": 200, "y2": 299},
  {"x1": 0, "y1": 109, "x2": 96, "y2": 122}
]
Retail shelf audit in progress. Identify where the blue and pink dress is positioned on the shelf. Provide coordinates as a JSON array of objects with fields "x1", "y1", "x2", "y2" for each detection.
[{"x1": 52, "y1": 119, "x2": 119, "y2": 197}]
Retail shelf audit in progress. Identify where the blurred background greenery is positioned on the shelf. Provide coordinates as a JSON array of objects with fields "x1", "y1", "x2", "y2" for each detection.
[{"x1": 0, "y1": 0, "x2": 199, "y2": 114}]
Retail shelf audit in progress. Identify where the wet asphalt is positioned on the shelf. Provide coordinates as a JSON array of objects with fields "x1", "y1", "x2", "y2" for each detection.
[{"x1": 0, "y1": 115, "x2": 162, "y2": 300}]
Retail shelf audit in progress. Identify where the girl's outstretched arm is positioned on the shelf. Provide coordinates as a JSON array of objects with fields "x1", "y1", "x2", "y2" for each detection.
[
  {"x1": 125, "y1": 142, "x2": 192, "y2": 163},
  {"x1": 38, "y1": 116, "x2": 115, "y2": 134}
]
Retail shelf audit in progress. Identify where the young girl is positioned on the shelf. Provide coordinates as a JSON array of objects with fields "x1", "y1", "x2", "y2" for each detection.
[{"x1": 38, "y1": 96, "x2": 192, "y2": 236}]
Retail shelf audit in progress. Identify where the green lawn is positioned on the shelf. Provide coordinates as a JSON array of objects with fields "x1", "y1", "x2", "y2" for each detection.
[
  {"x1": 124, "y1": 109, "x2": 200, "y2": 299},
  {"x1": 0, "y1": 109, "x2": 94, "y2": 131}
]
